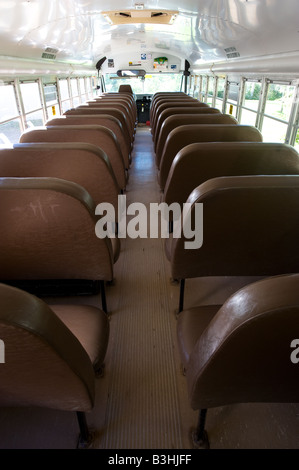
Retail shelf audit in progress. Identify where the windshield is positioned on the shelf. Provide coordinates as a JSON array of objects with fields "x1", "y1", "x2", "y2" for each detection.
[{"x1": 103, "y1": 72, "x2": 183, "y2": 94}]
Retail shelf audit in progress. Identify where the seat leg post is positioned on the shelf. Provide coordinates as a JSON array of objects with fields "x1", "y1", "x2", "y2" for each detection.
[
  {"x1": 191, "y1": 409, "x2": 210, "y2": 449},
  {"x1": 100, "y1": 280, "x2": 107, "y2": 314},
  {"x1": 76, "y1": 411, "x2": 93, "y2": 449},
  {"x1": 179, "y1": 279, "x2": 185, "y2": 313}
]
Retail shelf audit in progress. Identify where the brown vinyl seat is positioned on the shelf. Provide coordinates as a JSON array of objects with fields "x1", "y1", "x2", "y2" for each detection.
[
  {"x1": 0, "y1": 142, "x2": 120, "y2": 210},
  {"x1": 153, "y1": 106, "x2": 220, "y2": 149},
  {"x1": 152, "y1": 96, "x2": 201, "y2": 116},
  {"x1": 97, "y1": 93, "x2": 137, "y2": 118},
  {"x1": 101, "y1": 92, "x2": 137, "y2": 118},
  {"x1": 64, "y1": 107, "x2": 132, "y2": 151},
  {"x1": 156, "y1": 114, "x2": 238, "y2": 175},
  {"x1": 163, "y1": 141, "x2": 299, "y2": 204},
  {"x1": 92, "y1": 96, "x2": 137, "y2": 124},
  {"x1": 84, "y1": 101, "x2": 134, "y2": 140},
  {"x1": 177, "y1": 273, "x2": 299, "y2": 449},
  {"x1": 150, "y1": 96, "x2": 198, "y2": 130},
  {"x1": 19, "y1": 125, "x2": 127, "y2": 191},
  {"x1": 152, "y1": 92, "x2": 187, "y2": 99},
  {"x1": 152, "y1": 102, "x2": 210, "y2": 143},
  {"x1": 46, "y1": 115, "x2": 130, "y2": 169},
  {"x1": 158, "y1": 123, "x2": 263, "y2": 175},
  {"x1": 150, "y1": 91, "x2": 194, "y2": 109},
  {"x1": 165, "y1": 175, "x2": 299, "y2": 313},
  {"x1": 0, "y1": 282, "x2": 109, "y2": 448},
  {"x1": 85, "y1": 101, "x2": 135, "y2": 139},
  {"x1": 0, "y1": 177, "x2": 119, "y2": 313},
  {"x1": 118, "y1": 84, "x2": 133, "y2": 94}
]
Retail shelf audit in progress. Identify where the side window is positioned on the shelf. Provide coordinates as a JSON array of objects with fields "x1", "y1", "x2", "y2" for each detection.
[
  {"x1": 240, "y1": 80, "x2": 262, "y2": 126},
  {"x1": 0, "y1": 82, "x2": 22, "y2": 144},
  {"x1": 59, "y1": 79, "x2": 71, "y2": 112},
  {"x1": 20, "y1": 81, "x2": 44, "y2": 129},
  {"x1": 225, "y1": 81, "x2": 240, "y2": 118},
  {"x1": 70, "y1": 78, "x2": 80, "y2": 107},
  {"x1": 261, "y1": 82, "x2": 296, "y2": 143},
  {"x1": 215, "y1": 77, "x2": 225, "y2": 112},
  {"x1": 44, "y1": 84, "x2": 60, "y2": 118}
]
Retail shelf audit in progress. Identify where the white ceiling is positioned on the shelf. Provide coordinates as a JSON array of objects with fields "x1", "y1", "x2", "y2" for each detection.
[{"x1": 0, "y1": 0, "x2": 298, "y2": 73}]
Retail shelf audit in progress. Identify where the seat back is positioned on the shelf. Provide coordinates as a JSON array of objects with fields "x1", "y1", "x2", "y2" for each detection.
[
  {"x1": 167, "y1": 175, "x2": 299, "y2": 280},
  {"x1": 76, "y1": 101, "x2": 133, "y2": 141},
  {"x1": 86, "y1": 101, "x2": 134, "y2": 136},
  {"x1": 159, "y1": 123, "x2": 263, "y2": 174},
  {"x1": 92, "y1": 96, "x2": 136, "y2": 121},
  {"x1": 118, "y1": 84, "x2": 133, "y2": 94},
  {"x1": 151, "y1": 96, "x2": 198, "y2": 127},
  {"x1": 154, "y1": 108, "x2": 221, "y2": 153},
  {"x1": 19, "y1": 125, "x2": 127, "y2": 190},
  {"x1": 101, "y1": 92, "x2": 137, "y2": 115},
  {"x1": 163, "y1": 142, "x2": 299, "y2": 204},
  {"x1": 0, "y1": 177, "x2": 114, "y2": 281},
  {"x1": 150, "y1": 92, "x2": 191, "y2": 120},
  {"x1": 185, "y1": 273, "x2": 299, "y2": 409},
  {"x1": 64, "y1": 107, "x2": 132, "y2": 149},
  {"x1": 156, "y1": 114, "x2": 238, "y2": 171},
  {"x1": 45, "y1": 115, "x2": 130, "y2": 169},
  {"x1": 0, "y1": 142, "x2": 120, "y2": 208},
  {"x1": 152, "y1": 102, "x2": 210, "y2": 141},
  {"x1": 0, "y1": 283, "x2": 95, "y2": 410}
]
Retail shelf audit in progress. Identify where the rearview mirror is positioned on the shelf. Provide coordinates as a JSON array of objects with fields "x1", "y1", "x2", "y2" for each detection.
[{"x1": 117, "y1": 69, "x2": 146, "y2": 78}]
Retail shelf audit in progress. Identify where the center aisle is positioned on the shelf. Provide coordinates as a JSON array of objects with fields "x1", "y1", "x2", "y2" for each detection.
[{"x1": 100, "y1": 127, "x2": 184, "y2": 449}]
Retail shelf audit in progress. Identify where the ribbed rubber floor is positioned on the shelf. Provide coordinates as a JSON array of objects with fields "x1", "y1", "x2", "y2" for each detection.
[{"x1": 100, "y1": 127, "x2": 183, "y2": 449}]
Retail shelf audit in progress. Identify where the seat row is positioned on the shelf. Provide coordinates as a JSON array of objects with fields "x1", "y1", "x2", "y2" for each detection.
[
  {"x1": 0, "y1": 90, "x2": 136, "y2": 446},
  {"x1": 0, "y1": 91, "x2": 136, "y2": 313},
  {"x1": 151, "y1": 91, "x2": 299, "y2": 448}
]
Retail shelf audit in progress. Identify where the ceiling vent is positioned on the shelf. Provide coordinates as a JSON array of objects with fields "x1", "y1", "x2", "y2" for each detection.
[
  {"x1": 102, "y1": 10, "x2": 178, "y2": 25},
  {"x1": 224, "y1": 46, "x2": 241, "y2": 59},
  {"x1": 41, "y1": 47, "x2": 58, "y2": 60}
]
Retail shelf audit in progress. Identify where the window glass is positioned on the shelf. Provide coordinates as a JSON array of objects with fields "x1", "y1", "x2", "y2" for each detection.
[
  {"x1": 225, "y1": 82, "x2": 239, "y2": 117},
  {"x1": 243, "y1": 81, "x2": 261, "y2": 111},
  {"x1": 44, "y1": 84, "x2": 58, "y2": 106},
  {"x1": 20, "y1": 82, "x2": 41, "y2": 113},
  {"x1": 240, "y1": 108, "x2": 257, "y2": 126},
  {"x1": 79, "y1": 78, "x2": 85, "y2": 94},
  {"x1": 104, "y1": 73, "x2": 182, "y2": 95},
  {"x1": 294, "y1": 128, "x2": 299, "y2": 152},
  {"x1": 261, "y1": 116, "x2": 288, "y2": 143},
  {"x1": 86, "y1": 78, "x2": 92, "y2": 92},
  {"x1": 72, "y1": 97, "x2": 80, "y2": 107},
  {"x1": 0, "y1": 119, "x2": 22, "y2": 144},
  {"x1": 207, "y1": 77, "x2": 214, "y2": 105},
  {"x1": 200, "y1": 75, "x2": 207, "y2": 101},
  {"x1": 0, "y1": 84, "x2": 19, "y2": 121},
  {"x1": 71, "y1": 78, "x2": 79, "y2": 97},
  {"x1": 59, "y1": 79, "x2": 69, "y2": 100},
  {"x1": 61, "y1": 100, "x2": 72, "y2": 112},
  {"x1": 80, "y1": 94, "x2": 88, "y2": 104},
  {"x1": 193, "y1": 76, "x2": 200, "y2": 99},
  {"x1": 264, "y1": 83, "x2": 295, "y2": 122},
  {"x1": 25, "y1": 110, "x2": 44, "y2": 128},
  {"x1": 144, "y1": 74, "x2": 181, "y2": 94},
  {"x1": 215, "y1": 78, "x2": 225, "y2": 112},
  {"x1": 217, "y1": 78, "x2": 225, "y2": 99}
]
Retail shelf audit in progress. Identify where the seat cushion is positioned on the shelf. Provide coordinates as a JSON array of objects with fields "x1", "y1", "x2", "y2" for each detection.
[
  {"x1": 177, "y1": 305, "x2": 220, "y2": 370},
  {"x1": 51, "y1": 304, "x2": 109, "y2": 368}
]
